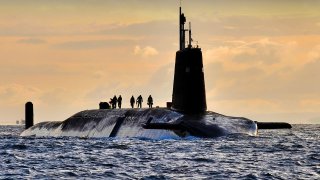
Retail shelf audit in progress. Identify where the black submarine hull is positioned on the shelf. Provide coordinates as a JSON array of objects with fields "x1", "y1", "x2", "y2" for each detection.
[{"x1": 21, "y1": 108, "x2": 257, "y2": 138}]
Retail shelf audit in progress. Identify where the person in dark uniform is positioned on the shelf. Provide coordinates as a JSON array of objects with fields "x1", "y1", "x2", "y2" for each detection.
[
  {"x1": 147, "y1": 95, "x2": 153, "y2": 108},
  {"x1": 117, "y1": 95, "x2": 122, "y2": 109},
  {"x1": 136, "y1": 95, "x2": 143, "y2": 108},
  {"x1": 112, "y1": 95, "x2": 117, "y2": 109},
  {"x1": 130, "y1": 95, "x2": 135, "y2": 108}
]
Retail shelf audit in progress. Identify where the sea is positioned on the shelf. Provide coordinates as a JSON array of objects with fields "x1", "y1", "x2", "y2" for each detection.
[{"x1": 0, "y1": 124, "x2": 319, "y2": 179}]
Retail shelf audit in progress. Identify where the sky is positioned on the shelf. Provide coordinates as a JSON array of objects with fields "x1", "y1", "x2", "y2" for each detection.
[{"x1": 0, "y1": 0, "x2": 320, "y2": 125}]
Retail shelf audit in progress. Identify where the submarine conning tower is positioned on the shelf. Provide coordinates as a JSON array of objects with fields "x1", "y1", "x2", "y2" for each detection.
[{"x1": 172, "y1": 7, "x2": 207, "y2": 114}]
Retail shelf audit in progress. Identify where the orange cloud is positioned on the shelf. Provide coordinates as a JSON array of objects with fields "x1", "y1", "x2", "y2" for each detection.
[{"x1": 134, "y1": 45, "x2": 159, "y2": 57}]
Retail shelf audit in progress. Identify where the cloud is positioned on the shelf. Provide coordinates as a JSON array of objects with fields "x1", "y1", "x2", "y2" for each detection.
[
  {"x1": 307, "y1": 45, "x2": 320, "y2": 62},
  {"x1": 39, "y1": 88, "x2": 73, "y2": 105},
  {"x1": 205, "y1": 58, "x2": 320, "y2": 102},
  {"x1": 55, "y1": 39, "x2": 135, "y2": 50},
  {"x1": 0, "y1": 84, "x2": 79, "y2": 107},
  {"x1": 202, "y1": 37, "x2": 320, "y2": 122},
  {"x1": 227, "y1": 39, "x2": 281, "y2": 66},
  {"x1": 196, "y1": 16, "x2": 320, "y2": 37},
  {"x1": 85, "y1": 85, "x2": 112, "y2": 101},
  {"x1": 204, "y1": 38, "x2": 302, "y2": 73},
  {"x1": 17, "y1": 38, "x2": 46, "y2": 44},
  {"x1": 101, "y1": 21, "x2": 175, "y2": 37},
  {"x1": 92, "y1": 71, "x2": 106, "y2": 79},
  {"x1": 134, "y1": 45, "x2": 159, "y2": 57},
  {"x1": 0, "y1": 84, "x2": 42, "y2": 106},
  {"x1": 144, "y1": 63, "x2": 174, "y2": 99}
]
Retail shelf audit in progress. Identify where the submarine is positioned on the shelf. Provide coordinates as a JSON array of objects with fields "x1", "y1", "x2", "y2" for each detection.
[{"x1": 21, "y1": 7, "x2": 258, "y2": 139}]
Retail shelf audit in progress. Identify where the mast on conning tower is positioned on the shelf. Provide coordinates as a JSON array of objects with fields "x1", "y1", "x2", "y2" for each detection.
[
  {"x1": 179, "y1": 6, "x2": 186, "y2": 50},
  {"x1": 188, "y1": 22, "x2": 192, "y2": 48},
  {"x1": 180, "y1": 6, "x2": 195, "y2": 50}
]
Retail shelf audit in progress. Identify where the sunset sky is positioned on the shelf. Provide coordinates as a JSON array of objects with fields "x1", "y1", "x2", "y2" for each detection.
[{"x1": 1, "y1": 0, "x2": 319, "y2": 125}]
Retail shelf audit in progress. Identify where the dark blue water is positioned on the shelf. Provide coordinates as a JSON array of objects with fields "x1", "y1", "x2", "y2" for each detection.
[{"x1": 1, "y1": 125, "x2": 319, "y2": 179}]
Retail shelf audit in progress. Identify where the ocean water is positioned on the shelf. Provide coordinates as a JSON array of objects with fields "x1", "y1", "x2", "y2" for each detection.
[{"x1": 0, "y1": 125, "x2": 319, "y2": 179}]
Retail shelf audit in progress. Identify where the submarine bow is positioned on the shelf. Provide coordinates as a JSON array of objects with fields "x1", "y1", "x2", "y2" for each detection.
[{"x1": 21, "y1": 6, "x2": 258, "y2": 139}]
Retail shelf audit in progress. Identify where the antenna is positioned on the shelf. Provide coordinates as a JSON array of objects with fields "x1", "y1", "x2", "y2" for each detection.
[
  {"x1": 179, "y1": 5, "x2": 186, "y2": 50},
  {"x1": 188, "y1": 22, "x2": 192, "y2": 48}
]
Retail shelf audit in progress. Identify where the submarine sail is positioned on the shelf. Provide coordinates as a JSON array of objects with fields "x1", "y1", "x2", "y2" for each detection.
[{"x1": 172, "y1": 7, "x2": 206, "y2": 114}]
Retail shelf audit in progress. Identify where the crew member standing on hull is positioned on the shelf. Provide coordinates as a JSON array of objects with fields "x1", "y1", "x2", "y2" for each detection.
[
  {"x1": 112, "y1": 95, "x2": 117, "y2": 109},
  {"x1": 130, "y1": 95, "x2": 135, "y2": 108},
  {"x1": 147, "y1": 95, "x2": 153, "y2": 108},
  {"x1": 117, "y1": 95, "x2": 122, "y2": 109},
  {"x1": 136, "y1": 95, "x2": 143, "y2": 108},
  {"x1": 109, "y1": 98, "x2": 113, "y2": 108}
]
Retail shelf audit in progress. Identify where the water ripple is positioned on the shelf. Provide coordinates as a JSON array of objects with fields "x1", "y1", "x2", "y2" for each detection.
[{"x1": 0, "y1": 125, "x2": 319, "y2": 179}]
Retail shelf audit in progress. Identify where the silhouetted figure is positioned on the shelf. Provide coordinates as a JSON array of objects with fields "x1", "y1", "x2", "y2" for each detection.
[
  {"x1": 136, "y1": 95, "x2": 143, "y2": 108},
  {"x1": 130, "y1": 96, "x2": 135, "y2": 108},
  {"x1": 111, "y1": 95, "x2": 117, "y2": 109},
  {"x1": 109, "y1": 98, "x2": 113, "y2": 107},
  {"x1": 117, "y1": 95, "x2": 122, "y2": 109},
  {"x1": 147, "y1": 95, "x2": 153, "y2": 108}
]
